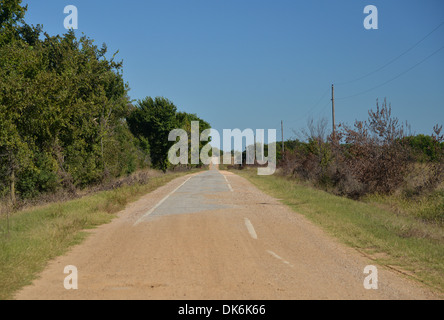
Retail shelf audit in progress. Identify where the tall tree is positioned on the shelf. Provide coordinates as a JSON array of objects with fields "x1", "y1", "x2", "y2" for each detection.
[
  {"x1": 176, "y1": 111, "x2": 211, "y2": 166},
  {"x1": 127, "y1": 97, "x2": 178, "y2": 172}
]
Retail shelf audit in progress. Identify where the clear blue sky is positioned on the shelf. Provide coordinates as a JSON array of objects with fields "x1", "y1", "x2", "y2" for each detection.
[{"x1": 24, "y1": 0, "x2": 444, "y2": 143}]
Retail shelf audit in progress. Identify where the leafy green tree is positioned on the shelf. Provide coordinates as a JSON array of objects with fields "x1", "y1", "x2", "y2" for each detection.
[
  {"x1": 0, "y1": 115, "x2": 34, "y2": 205},
  {"x1": 0, "y1": 25, "x2": 146, "y2": 198},
  {"x1": 403, "y1": 134, "x2": 444, "y2": 162},
  {"x1": 127, "y1": 98, "x2": 212, "y2": 171},
  {"x1": 127, "y1": 97, "x2": 178, "y2": 172},
  {"x1": 1, "y1": 1, "x2": 209, "y2": 204},
  {"x1": 0, "y1": 0, "x2": 41, "y2": 46},
  {"x1": 176, "y1": 111, "x2": 211, "y2": 167}
]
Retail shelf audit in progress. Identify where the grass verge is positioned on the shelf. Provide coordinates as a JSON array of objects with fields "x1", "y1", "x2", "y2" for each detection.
[
  {"x1": 234, "y1": 168, "x2": 444, "y2": 294},
  {"x1": 0, "y1": 170, "x2": 199, "y2": 300}
]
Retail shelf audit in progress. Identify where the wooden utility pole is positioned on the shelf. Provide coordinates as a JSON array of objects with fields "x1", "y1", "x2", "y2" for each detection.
[
  {"x1": 281, "y1": 120, "x2": 284, "y2": 156},
  {"x1": 254, "y1": 133, "x2": 256, "y2": 165},
  {"x1": 331, "y1": 84, "x2": 336, "y2": 138}
]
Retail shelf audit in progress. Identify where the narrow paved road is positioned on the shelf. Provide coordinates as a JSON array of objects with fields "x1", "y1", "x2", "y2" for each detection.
[{"x1": 15, "y1": 169, "x2": 439, "y2": 299}]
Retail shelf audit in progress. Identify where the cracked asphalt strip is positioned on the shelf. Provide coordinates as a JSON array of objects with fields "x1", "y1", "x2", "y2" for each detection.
[{"x1": 15, "y1": 169, "x2": 440, "y2": 300}]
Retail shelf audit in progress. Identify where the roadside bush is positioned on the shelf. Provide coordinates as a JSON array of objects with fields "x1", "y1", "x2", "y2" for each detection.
[
  {"x1": 280, "y1": 99, "x2": 443, "y2": 200},
  {"x1": 403, "y1": 134, "x2": 444, "y2": 162},
  {"x1": 341, "y1": 99, "x2": 410, "y2": 195}
]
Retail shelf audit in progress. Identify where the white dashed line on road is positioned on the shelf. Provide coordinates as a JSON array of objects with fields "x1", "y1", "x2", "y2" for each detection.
[
  {"x1": 223, "y1": 175, "x2": 234, "y2": 192},
  {"x1": 244, "y1": 218, "x2": 258, "y2": 240},
  {"x1": 267, "y1": 250, "x2": 294, "y2": 268}
]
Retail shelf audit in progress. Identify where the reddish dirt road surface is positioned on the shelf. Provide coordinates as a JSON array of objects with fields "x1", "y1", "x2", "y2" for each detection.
[{"x1": 15, "y1": 169, "x2": 441, "y2": 300}]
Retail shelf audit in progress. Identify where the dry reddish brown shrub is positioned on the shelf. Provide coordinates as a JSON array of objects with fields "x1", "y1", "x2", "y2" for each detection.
[{"x1": 280, "y1": 99, "x2": 444, "y2": 199}]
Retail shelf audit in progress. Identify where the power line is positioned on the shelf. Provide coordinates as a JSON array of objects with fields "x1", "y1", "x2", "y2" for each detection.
[
  {"x1": 314, "y1": 100, "x2": 332, "y2": 119},
  {"x1": 336, "y1": 43, "x2": 444, "y2": 100},
  {"x1": 304, "y1": 88, "x2": 330, "y2": 117},
  {"x1": 335, "y1": 20, "x2": 444, "y2": 86}
]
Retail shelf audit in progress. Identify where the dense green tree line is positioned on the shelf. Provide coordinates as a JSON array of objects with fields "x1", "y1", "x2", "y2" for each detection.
[
  {"x1": 0, "y1": 1, "x2": 210, "y2": 204},
  {"x1": 127, "y1": 97, "x2": 210, "y2": 172}
]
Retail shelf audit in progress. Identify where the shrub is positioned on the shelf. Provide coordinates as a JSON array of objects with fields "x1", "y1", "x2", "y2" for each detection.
[
  {"x1": 403, "y1": 134, "x2": 444, "y2": 162},
  {"x1": 280, "y1": 99, "x2": 441, "y2": 199}
]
